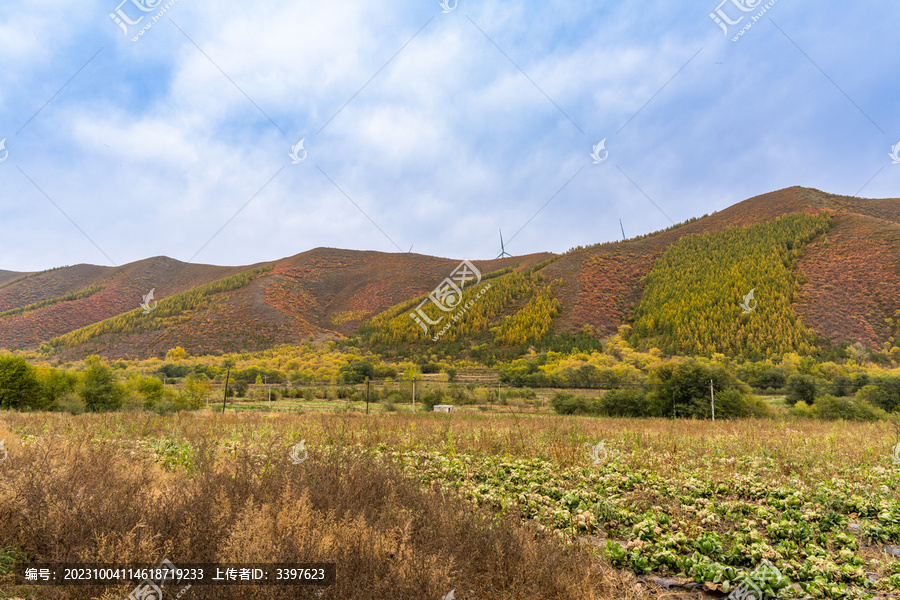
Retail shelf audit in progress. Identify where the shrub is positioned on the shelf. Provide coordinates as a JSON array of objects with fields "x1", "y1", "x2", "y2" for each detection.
[
  {"x1": 384, "y1": 392, "x2": 404, "y2": 411},
  {"x1": 156, "y1": 363, "x2": 191, "y2": 379},
  {"x1": 339, "y1": 361, "x2": 375, "y2": 384},
  {"x1": 56, "y1": 392, "x2": 85, "y2": 415},
  {"x1": 596, "y1": 389, "x2": 652, "y2": 417},
  {"x1": 551, "y1": 392, "x2": 595, "y2": 415},
  {"x1": 711, "y1": 388, "x2": 772, "y2": 418},
  {"x1": 40, "y1": 368, "x2": 78, "y2": 409},
  {"x1": 448, "y1": 385, "x2": 475, "y2": 405},
  {"x1": 757, "y1": 367, "x2": 788, "y2": 390},
  {"x1": 135, "y1": 375, "x2": 164, "y2": 408},
  {"x1": 597, "y1": 368, "x2": 624, "y2": 390},
  {"x1": 420, "y1": 389, "x2": 446, "y2": 411},
  {"x1": 78, "y1": 357, "x2": 125, "y2": 412},
  {"x1": 183, "y1": 374, "x2": 211, "y2": 409},
  {"x1": 812, "y1": 395, "x2": 887, "y2": 421},
  {"x1": 852, "y1": 372, "x2": 870, "y2": 392},
  {"x1": 858, "y1": 376, "x2": 900, "y2": 412},
  {"x1": 785, "y1": 374, "x2": 817, "y2": 407},
  {"x1": 647, "y1": 359, "x2": 753, "y2": 419},
  {"x1": 832, "y1": 375, "x2": 852, "y2": 397},
  {"x1": 0, "y1": 355, "x2": 42, "y2": 410},
  {"x1": 790, "y1": 400, "x2": 815, "y2": 419},
  {"x1": 505, "y1": 388, "x2": 537, "y2": 400}
]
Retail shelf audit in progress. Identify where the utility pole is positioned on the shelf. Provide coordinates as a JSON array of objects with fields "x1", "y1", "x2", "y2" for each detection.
[
  {"x1": 366, "y1": 378, "x2": 370, "y2": 415},
  {"x1": 412, "y1": 376, "x2": 416, "y2": 412},
  {"x1": 222, "y1": 368, "x2": 230, "y2": 414},
  {"x1": 266, "y1": 375, "x2": 270, "y2": 409},
  {"x1": 710, "y1": 379, "x2": 715, "y2": 422}
]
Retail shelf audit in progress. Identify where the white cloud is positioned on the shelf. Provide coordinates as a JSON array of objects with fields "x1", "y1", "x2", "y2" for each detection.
[{"x1": 0, "y1": 0, "x2": 898, "y2": 271}]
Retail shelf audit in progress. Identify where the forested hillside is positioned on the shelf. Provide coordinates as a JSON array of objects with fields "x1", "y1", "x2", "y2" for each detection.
[
  {"x1": 1, "y1": 187, "x2": 899, "y2": 362},
  {"x1": 629, "y1": 213, "x2": 832, "y2": 357},
  {"x1": 358, "y1": 268, "x2": 562, "y2": 358},
  {"x1": 48, "y1": 266, "x2": 275, "y2": 351}
]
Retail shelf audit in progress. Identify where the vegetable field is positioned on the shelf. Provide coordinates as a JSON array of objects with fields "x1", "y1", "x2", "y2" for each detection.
[{"x1": 0, "y1": 410, "x2": 898, "y2": 599}]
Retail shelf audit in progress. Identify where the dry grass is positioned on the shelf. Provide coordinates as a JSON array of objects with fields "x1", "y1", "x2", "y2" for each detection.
[
  {"x1": 0, "y1": 411, "x2": 709, "y2": 600},
  {"x1": 1, "y1": 410, "x2": 895, "y2": 599}
]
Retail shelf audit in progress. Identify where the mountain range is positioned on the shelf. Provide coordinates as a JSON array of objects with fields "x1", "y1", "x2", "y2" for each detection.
[{"x1": 1, "y1": 186, "x2": 898, "y2": 361}]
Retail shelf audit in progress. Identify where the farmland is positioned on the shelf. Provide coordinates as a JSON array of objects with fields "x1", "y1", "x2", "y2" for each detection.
[{"x1": 1, "y1": 410, "x2": 899, "y2": 599}]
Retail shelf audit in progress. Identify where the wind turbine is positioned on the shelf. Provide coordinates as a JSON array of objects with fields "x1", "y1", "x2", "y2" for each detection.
[{"x1": 496, "y1": 229, "x2": 512, "y2": 259}]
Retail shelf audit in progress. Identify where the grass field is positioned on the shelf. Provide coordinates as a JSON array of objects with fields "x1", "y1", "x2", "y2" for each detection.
[{"x1": 1, "y1": 410, "x2": 899, "y2": 599}]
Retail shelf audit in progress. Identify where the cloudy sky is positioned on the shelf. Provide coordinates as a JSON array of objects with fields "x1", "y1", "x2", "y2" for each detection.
[{"x1": 0, "y1": 0, "x2": 897, "y2": 271}]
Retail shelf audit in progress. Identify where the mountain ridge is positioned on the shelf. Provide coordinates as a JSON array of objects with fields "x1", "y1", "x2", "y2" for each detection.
[{"x1": 1, "y1": 186, "x2": 898, "y2": 360}]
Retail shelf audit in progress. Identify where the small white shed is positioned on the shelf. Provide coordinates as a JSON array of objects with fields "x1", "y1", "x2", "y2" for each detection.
[{"x1": 433, "y1": 405, "x2": 455, "y2": 413}]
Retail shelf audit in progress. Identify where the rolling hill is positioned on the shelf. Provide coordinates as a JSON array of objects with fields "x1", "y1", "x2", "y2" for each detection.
[{"x1": 0, "y1": 186, "x2": 898, "y2": 361}]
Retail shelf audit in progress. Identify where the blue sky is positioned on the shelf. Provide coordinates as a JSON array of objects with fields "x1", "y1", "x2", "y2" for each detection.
[{"x1": 1, "y1": 0, "x2": 898, "y2": 271}]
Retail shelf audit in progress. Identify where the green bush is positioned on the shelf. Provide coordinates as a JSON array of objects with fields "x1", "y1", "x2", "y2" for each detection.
[
  {"x1": 812, "y1": 395, "x2": 886, "y2": 421},
  {"x1": 785, "y1": 374, "x2": 817, "y2": 407},
  {"x1": 789, "y1": 400, "x2": 815, "y2": 419},
  {"x1": 78, "y1": 356, "x2": 125, "y2": 412},
  {"x1": 339, "y1": 361, "x2": 374, "y2": 384},
  {"x1": 135, "y1": 375, "x2": 164, "y2": 408},
  {"x1": 832, "y1": 375, "x2": 852, "y2": 397},
  {"x1": 551, "y1": 392, "x2": 596, "y2": 415},
  {"x1": 0, "y1": 355, "x2": 42, "y2": 410},
  {"x1": 384, "y1": 392, "x2": 404, "y2": 411},
  {"x1": 647, "y1": 359, "x2": 754, "y2": 419},
  {"x1": 373, "y1": 364, "x2": 398, "y2": 379},
  {"x1": 596, "y1": 389, "x2": 652, "y2": 417},
  {"x1": 852, "y1": 372, "x2": 870, "y2": 392},
  {"x1": 711, "y1": 388, "x2": 772, "y2": 418},
  {"x1": 757, "y1": 367, "x2": 788, "y2": 390},
  {"x1": 857, "y1": 376, "x2": 900, "y2": 412},
  {"x1": 420, "y1": 389, "x2": 446, "y2": 411},
  {"x1": 40, "y1": 368, "x2": 77, "y2": 409}
]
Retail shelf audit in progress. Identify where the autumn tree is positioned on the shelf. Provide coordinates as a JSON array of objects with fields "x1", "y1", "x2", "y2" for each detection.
[
  {"x1": 0, "y1": 355, "x2": 42, "y2": 410},
  {"x1": 79, "y1": 356, "x2": 125, "y2": 412}
]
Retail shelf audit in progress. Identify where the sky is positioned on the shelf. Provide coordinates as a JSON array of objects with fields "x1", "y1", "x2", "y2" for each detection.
[{"x1": 0, "y1": 0, "x2": 898, "y2": 272}]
